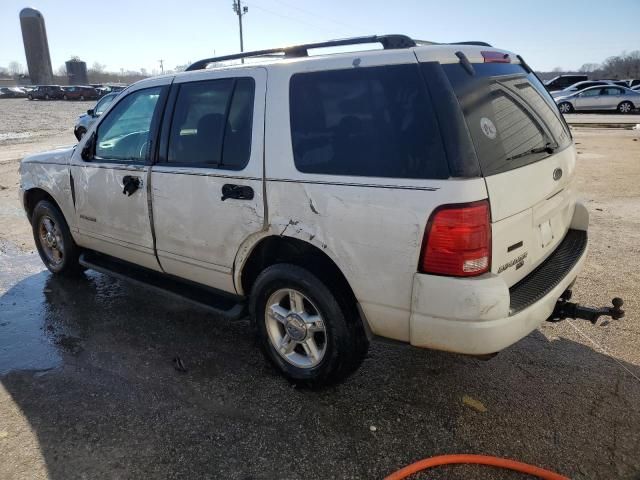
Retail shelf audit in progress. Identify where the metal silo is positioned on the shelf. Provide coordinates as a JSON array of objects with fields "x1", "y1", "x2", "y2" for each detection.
[
  {"x1": 65, "y1": 59, "x2": 88, "y2": 85},
  {"x1": 19, "y1": 7, "x2": 54, "y2": 85}
]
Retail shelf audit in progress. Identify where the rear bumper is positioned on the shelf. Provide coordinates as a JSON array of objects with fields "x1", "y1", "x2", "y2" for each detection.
[{"x1": 409, "y1": 226, "x2": 588, "y2": 355}]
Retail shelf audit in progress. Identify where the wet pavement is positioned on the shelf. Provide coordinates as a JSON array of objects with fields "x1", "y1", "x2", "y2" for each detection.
[{"x1": 1, "y1": 244, "x2": 639, "y2": 479}]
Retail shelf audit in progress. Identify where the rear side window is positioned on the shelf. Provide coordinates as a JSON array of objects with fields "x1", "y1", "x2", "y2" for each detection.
[
  {"x1": 167, "y1": 77, "x2": 254, "y2": 169},
  {"x1": 442, "y1": 63, "x2": 571, "y2": 176},
  {"x1": 289, "y1": 64, "x2": 449, "y2": 179}
]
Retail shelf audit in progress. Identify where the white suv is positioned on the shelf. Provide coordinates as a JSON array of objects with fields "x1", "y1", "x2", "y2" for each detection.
[{"x1": 19, "y1": 35, "x2": 590, "y2": 386}]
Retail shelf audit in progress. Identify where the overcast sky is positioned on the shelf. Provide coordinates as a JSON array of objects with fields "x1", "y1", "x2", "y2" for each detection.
[{"x1": 2, "y1": 0, "x2": 639, "y2": 74}]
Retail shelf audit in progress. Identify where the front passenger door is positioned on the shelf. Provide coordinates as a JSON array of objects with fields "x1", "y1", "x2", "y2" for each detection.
[{"x1": 71, "y1": 82, "x2": 169, "y2": 270}]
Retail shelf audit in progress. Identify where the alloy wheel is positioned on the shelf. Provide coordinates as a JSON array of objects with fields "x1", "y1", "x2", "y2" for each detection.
[
  {"x1": 265, "y1": 288, "x2": 327, "y2": 369},
  {"x1": 38, "y1": 215, "x2": 64, "y2": 266}
]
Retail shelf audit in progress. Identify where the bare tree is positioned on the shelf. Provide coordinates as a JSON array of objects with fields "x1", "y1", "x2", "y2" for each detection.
[
  {"x1": 90, "y1": 62, "x2": 106, "y2": 74},
  {"x1": 56, "y1": 64, "x2": 67, "y2": 76},
  {"x1": 8, "y1": 61, "x2": 23, "y2": 75},
  {"x1": 579, "y1": 63, "x2": 599, "y2": 73}
]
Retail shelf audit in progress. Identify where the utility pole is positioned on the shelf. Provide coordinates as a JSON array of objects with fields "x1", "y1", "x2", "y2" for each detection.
[
  {"x1": 232, "y1": 0, "x2": 248, "y2": 63},
  {"x1": 158, "y1": 59, "x2": 164, "y2": 74}
]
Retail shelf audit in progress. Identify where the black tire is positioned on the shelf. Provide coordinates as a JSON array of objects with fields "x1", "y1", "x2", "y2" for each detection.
[
  {"x1": 75, "y1": 127, "x2": 86, "y2": 141},
  {"x1": 45, "y1": 94, "x2": 50, "y2": 100},
  {"x1": 28, "y1": 94, "x2": 33, "y2": 100},
  {"x1": 618, "y1": 101, "x2": 634, "y2": 114},
  {"x1": 32, "y1": 200, "x2": 83, "y2": 276},
  {"x1": 558, "y1": 102, "x2": 573, "y2": 114},
  {"x1": 63, "y1": 94, "x2": 68, "y2": 100},
  {"x1": 250, "y1": 263, "x2": 368, "y2": 387}
]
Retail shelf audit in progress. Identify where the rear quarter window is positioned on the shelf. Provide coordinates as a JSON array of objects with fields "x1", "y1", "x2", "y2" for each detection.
[
  {"x1": 289, "y1": 64, "x2": 449, "y2": 179},
  {"x1": 441, "y1": 63, "x2": 572, "y2": 176}
]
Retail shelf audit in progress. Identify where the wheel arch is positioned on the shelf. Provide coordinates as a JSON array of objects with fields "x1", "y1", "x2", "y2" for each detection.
[
  {"x1": 618, "y1": 100, "x2": 635, "y2": 110},
  {"x1": 23, "y1": 187, "x2": 63, "y2": 222},
  {"x1": 237, "y1": 235, "x2": 370, "y2": 333}
]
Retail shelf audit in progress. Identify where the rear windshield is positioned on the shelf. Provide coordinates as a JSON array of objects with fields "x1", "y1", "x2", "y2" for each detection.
[
  {"x1": 441, "y1": 63, "x2": 572, "y2": 176},
  {"x1": 289, "y1": 64, "x2": 449, "y2": 179}
]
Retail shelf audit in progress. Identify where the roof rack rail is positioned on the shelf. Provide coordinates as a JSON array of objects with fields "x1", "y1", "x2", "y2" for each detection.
[
  {"x1": 186, "y1": 34, "x2": 416, "y2": 71},
  {"x1": 449, "y1": 41, "x2": 493, "y2": 47}
]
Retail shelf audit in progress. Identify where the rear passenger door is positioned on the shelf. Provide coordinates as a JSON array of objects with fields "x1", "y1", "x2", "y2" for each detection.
[
  {"x1": 150, "y1": 68, "x2": 266, "y2": 293},
  {"x1": 601, "y1": 87, "x2": 623, "y2": 109}
]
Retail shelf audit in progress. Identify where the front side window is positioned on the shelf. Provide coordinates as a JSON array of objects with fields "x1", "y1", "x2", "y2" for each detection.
[
  {"x1": 95, "y1": 86, "x2": 162, "y2": 162},
  {"x1": 166, "y1": 77, "x2": 254, "y2": 169},
  {"x1": 580, "y1": 89, "x2": 600, "y2": 97},
  {"x1": 289, "y1": 64, "x2": 449, "y2": 179}
]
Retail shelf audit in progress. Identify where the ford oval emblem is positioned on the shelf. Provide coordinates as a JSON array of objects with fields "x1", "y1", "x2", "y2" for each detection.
[{"x1": 553, "y1": 168, "x2": 563, "y2": 181}]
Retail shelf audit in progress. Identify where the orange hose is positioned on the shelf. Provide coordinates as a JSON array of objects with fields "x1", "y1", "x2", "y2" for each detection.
[{"x1": 385, "y1": 454, "x2": 569, "y2": 480}]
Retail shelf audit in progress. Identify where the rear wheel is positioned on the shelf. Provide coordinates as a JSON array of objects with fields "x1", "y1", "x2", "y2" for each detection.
[
  {"x1": 251, "y1": 264, "x2": 368, "y2": 387},
  {"x1": 32, "y1": 200, "x2": 82, "y2": 275},
  {"x1": 558, "y1": 102, "x2": 573, "y2": 114},
  {"x1": 618, "y1": 101, "x2": 633, "y2": 114}
]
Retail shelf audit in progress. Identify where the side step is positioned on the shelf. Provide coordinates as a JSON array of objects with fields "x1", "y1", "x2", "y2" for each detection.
[{"x1": 79, "y1": 252, "x2": 247, "y2": 320}]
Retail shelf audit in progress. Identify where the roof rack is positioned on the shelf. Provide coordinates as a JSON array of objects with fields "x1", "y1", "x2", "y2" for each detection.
[
  {"x1": 186, "y1": 34, "x2": 416, "y2": 71},
  {"x1": 449, "y1": 41, "x2": 493, "y2": 47},
  {"x1": 185, "y1": 35, "x2": 493, "y2": 71}
]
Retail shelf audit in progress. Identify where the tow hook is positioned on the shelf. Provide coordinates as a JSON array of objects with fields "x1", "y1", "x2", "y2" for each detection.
[{"x1": 548, "y1": 290, "x2": 624, "y2": 325}]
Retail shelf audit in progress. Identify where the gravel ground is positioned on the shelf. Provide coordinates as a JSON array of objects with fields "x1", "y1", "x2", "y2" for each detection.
[{"x1": 0, "y1": 99, "x2": 639, "y2": 479}]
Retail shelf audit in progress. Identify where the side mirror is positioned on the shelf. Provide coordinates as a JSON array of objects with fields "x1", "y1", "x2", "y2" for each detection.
[
  {"x1": 81, "y1": 132, "x2": 96, "y2": 161},
  {"x1": 87, "y1": 109, "x2": 95, "y2": 116}
]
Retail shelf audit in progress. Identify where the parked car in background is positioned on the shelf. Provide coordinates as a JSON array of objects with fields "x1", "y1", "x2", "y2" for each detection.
[
  {"x1": 550, "y1": 80, "x2": 615, "y2": 98},
  {"x1": 74, "y1": 92, "x2": 119, "y2": 139},
  {"x1": 631, "y1": 85, "x2": 640, "y2": 92},
  {"x1": 600, "y1": 79, "x2": 632, "y2": 87},
  {"x1": 107, "y1": 85, "x2": 126, "y2": 93},
  {"x1": 62, "y1": 86, "x2": 99, "y2": 101},
  {"x1": 544, "y1": 74, "x2": 588, "y2": 92},
  {"x1": 627, "y1": 79, "x2": 640, "y2": 88},
  {"x1": 555, "y1": 85, "x2": 639, "y2": 113},
  {"x1": 27, "y1": 85, "x2": 65, "y2": 100},
  {"x1": 0, "y1": 87, "x2": 27, "y2": 98}
]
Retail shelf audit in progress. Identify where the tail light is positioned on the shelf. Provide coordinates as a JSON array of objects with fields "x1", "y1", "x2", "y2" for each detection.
[{"x1": 420, "y1": 200, "x2": 491, "y2": 277}]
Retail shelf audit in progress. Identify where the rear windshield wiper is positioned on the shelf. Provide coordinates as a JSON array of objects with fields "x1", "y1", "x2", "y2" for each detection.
[{"x1": 505, "y1": 142, "x2": 556, "y2": 162}]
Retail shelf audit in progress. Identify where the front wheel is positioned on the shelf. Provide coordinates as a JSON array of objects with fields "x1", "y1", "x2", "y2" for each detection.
[
  {"x1": 558, "y1": 102, "x2": 573, "y2": 114},
  {"x1": 250, "y1": 264, "x2": 368, "y2": 387},
  {"x1": 32, "y1": 200, "x2": 82, "y2": 275},
  {"x1": 618, "y1": 101, "x2": 634, "y2": 114}
]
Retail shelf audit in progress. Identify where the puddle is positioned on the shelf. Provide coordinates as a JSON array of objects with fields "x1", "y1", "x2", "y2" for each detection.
[{"x1": 0, "y1": 248, "x2": 62, "y2": 375}]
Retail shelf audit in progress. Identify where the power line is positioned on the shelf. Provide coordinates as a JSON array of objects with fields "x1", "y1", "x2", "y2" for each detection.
[
  {"x1": 243, "y1": 1, "x2": 345, "y2": 36},
  {"x1": 265, "y1": 0, "x2": 357, "y2": 32}
]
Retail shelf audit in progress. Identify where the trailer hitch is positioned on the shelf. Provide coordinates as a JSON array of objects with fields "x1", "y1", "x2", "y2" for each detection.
[{"x1": 548, "y1": 290, "x2": 624, "y2": 325}]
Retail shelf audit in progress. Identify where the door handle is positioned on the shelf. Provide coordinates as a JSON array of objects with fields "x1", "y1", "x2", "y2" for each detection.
[
  {"x1": 221, "y1": 184, "x2": 254, "y2": 201},
  {"x1": 122, "y1": 175, "x2": 142, "y2": 196}
]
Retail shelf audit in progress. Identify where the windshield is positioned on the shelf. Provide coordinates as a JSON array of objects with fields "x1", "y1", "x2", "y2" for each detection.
[{"x1": 440, "y1": 62, "x2": 572, "y2": 176}]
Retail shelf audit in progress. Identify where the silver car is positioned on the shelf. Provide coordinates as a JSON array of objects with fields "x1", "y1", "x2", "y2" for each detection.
[
  {"x1": 555, "y1": 85, "x2": 640, "y2": 114},
  {"x1": 550, "y1": 80, "x2": 614, "y2": 98},
  {"x1": 73, "y1": 92, "x2": 119, "y2": 140}
]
